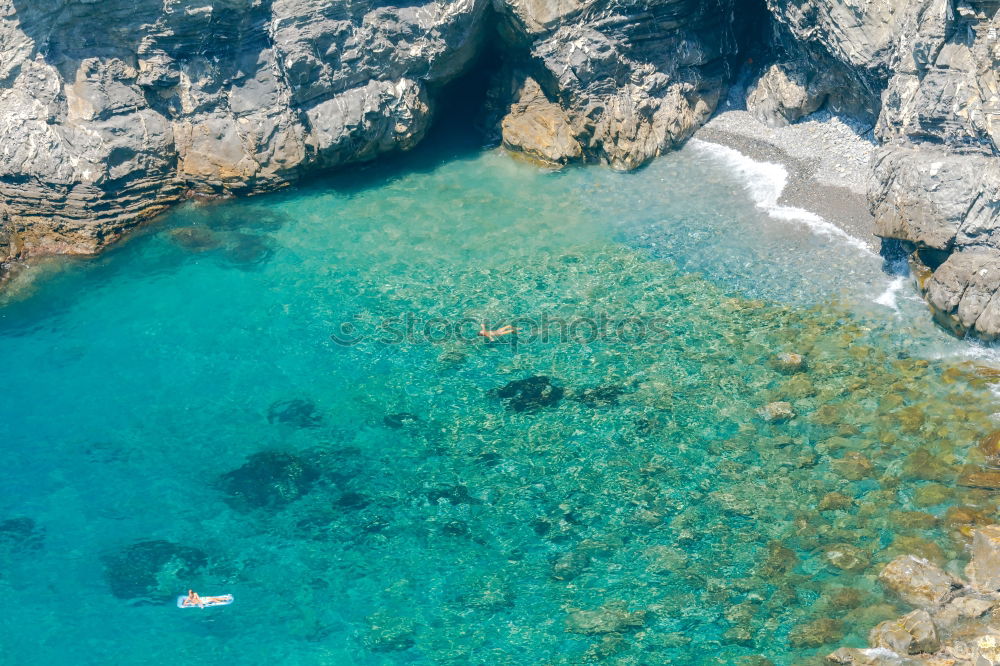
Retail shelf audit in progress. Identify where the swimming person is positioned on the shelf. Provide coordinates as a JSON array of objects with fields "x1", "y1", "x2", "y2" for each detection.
[{"x1": 478, "y1": 324, "x2": 516, "y2": 342}]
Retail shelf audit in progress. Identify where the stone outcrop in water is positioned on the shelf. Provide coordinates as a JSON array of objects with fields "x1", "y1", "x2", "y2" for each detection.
[
  {"x1": 829, "y1": 527, "x2": 1000, "y2": 664},
  {"x1": 754, "y1": 0, "x2": 1000, "y2": 340}
]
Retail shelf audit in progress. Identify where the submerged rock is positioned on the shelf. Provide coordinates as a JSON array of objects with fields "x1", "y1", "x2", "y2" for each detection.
[
  {"x1": 217, "y1": 451, "x2": 320, "y2": 511},
  {"x1": 573, "y1": 385, "x2": 626, "y2": 408},
  {"x1": 551, "y1": 550, "x2": 590, "y2": 581},
  {"x1": 267, "y1": 399, "x2": 322, "y2": 428},
  {"x1": 222, "y1": 233, "x2": 275, "y2": 269},
  {"x1": 979, "y1": 431, "x2": 1000, "y2": 466},
  {"x1": 0, "y1": 517, "x2": 44, "y2": 552},
  {"x1": 363, "y1": 611, "x2": 416, "y2": 652},
  {"x1": 772, "y1": 352, "x2": 805, "y2": 374},
  {"x1": 102, "y1": 540, "x2": 207, "y2": 603},
  {"x1": 564, "y1": 602, "x2": 646, "y2": 635},
  {"x1": 383, "y1": 412, "x2": 420, "y2": 429},
  {"x1": 167, "y1": 226, "x2": 222, "y2": 252},
  {"x1": 824, "y1": 544, "x2": 869, "y2": 572},
  {"x1": 878, "y1": 555, "x2": 961, "y2": 608},
  {"x1": 758, "y1": 401, "x2": 795, "y2": 424},
  {"x1": 495, "y1": 375, "x2": 564, "y2": 412},
  {"x1": 868, "y1": 609, "x2": 939, "y2": 655},
  {"x1": 958, "y1": 467, "x2": 1000, "y2": 490},
  {"x1": 788, "y1": 617, "x2": 844, "y2": 648}
]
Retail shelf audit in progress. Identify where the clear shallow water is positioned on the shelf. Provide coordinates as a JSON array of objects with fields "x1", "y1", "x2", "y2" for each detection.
[{"x1": 2, "y1": 136, "x2": 1000, "y2": 665}]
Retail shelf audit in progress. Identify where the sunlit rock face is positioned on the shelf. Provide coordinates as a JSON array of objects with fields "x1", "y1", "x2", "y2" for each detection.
[{"x1": 0, "y1": 0, "x2": 743, "y2": 272}]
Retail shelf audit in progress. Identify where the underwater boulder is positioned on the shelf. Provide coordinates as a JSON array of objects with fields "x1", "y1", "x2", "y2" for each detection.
[
  {"x1": 788, "y1": 617, "x2": 843, "y2": 648},
  {"x1": 758, "y1": 401, "x2": 795, "y2": 424},
  {"x1": 363, "y1": 611, "x2": 416, "y2": 652},
  {"x1": 167, "y1": 226, "x2": 222, "y2": 252},
  {"x1": 102, "y1": 539, "x2": 207, "y2": 603},
  {"x1": 573, "y1": 385, "x2": 626, "y2": 407},
  {"x1": 564, "y1": 601, "x2": 646, "y2": 635},
  {"x1": 220, "y1": 233, "x2": 275, "y2": 270},
  {"x1": 267, "y1": 399, "x2": 322, "y2": 428},
  {"x1": 0, "y1": 517, "x2": 44, "y2": 552},
  {"x1": 495, "y1": 375, "x2": 564, "y2": 412},
  {"x1": 217, "y1": 451, "x2": 320, "y2": 511},
  {"x1": 383, "y1": 412, "x2": 419, "y2": 429},
  {"x1": 551, "y1": 550, "x2": 591, "y2": 580},
  {"x1": 424, "y1": 484, "x2": 481, "y2": 506},
  {"x1": 772, "y1": 352, "x2": 805, "y2": 374}
]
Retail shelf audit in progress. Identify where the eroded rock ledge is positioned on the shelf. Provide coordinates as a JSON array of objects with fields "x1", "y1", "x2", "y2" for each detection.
[{"x1": 0, "y1": 0, "x2": 744, "y2": 275}]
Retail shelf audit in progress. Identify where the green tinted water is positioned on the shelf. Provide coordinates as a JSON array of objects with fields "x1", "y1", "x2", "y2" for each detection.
[{"x1": 1, "y1": 137, "x2": 998, "y2": 665}]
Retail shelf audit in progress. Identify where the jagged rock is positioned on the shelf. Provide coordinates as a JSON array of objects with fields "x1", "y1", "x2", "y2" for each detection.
[
  {"x1": 879, "y1": 555, "x2": 962, "y2": 608},
  {"x1": 758, "y1": 401, "x2": 796, "y2": 423},
  {"x1": 501, "y1": 77, "x2": 581, "y2": 166},
  {"x1": 931, "y1": 595, "x2": 994, "y2": 630},
  {"x1": 968, "y1": 525, "x2": 1000, "y2": 592},
  {"x1": 746, "y1": 62, "x2": 832, "y2": 127},
  {"x1": 868, "y1": 609, "x2": 939, "y2": 655}
]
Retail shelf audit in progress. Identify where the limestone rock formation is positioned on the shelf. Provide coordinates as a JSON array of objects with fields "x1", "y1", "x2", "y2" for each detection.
[
  {"x1": 0, "y1": 0, "x2": 744, "y2": 279},
  {"x1": 0, "y1": 0, "x2": 490, "y2": 273}
]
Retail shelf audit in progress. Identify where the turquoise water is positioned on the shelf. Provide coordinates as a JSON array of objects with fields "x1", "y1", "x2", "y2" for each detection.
[{"x1": 2, "y1": 134, "x2": 999, "y2": 665}]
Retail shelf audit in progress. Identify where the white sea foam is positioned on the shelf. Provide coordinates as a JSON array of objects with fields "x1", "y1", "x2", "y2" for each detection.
[
  {"x1": 874, "y1": 275, "x2": 907, "y2": 310},
  {"x1": 689, "y1": 138, "x2": 875, "y2": 256}
]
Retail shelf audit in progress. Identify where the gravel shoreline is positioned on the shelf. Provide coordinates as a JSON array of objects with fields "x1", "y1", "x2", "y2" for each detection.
[{"x1": 692, "y1": 106, "x2": 880, "y2": 251}]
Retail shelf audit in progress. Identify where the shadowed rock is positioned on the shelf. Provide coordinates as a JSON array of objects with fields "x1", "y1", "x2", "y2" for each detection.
[
  {"x1": 424, "y1": 484, "x2": 481, "y2": 506},
  {"x1": 217, "y1": 451, "x2": 320, "y2": 511},
  {"x1": 383, "y1": 412, "x2": 419, "y2": 429},
  {"x1": 573, "y1": 385, "x2": 626, "y2": 408},
  {"x1": 221, "y1": 233, "x2": 275, "y2": 270},
  {"x1": 167, "y1": 226, "x2": 222, "y2": 252},
  {"x1": 102, "y1": 539, "x2": 207, "y2": 603},
  {"x1": 0, "y1": 517, "x2": 44, "y2": 552},
  {"x1": 267, "y1": 399, "x2": 322, "y2": 428},
  {"x1": 495, "y1": 375, "x2": 564, "y2": 412}
]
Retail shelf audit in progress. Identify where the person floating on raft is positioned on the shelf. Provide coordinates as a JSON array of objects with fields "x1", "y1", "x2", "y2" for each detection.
[
  {"x1": 478, "y1": 324, "x2": 516, "y2": 342},
  {"x1": 178, "y1": 589, "x2": 234, "y2": 609}
]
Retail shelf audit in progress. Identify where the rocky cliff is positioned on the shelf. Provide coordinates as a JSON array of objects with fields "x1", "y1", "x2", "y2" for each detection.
[
  {"x1": 0, "y1": 0, "x2": 742, "y2": 277},
  {"x1": 1, "y1": 0, "x2": 999, "y2": 343},
  {"x1": 748, "y1": 0, "x2": 1000, "y2": 340}
]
